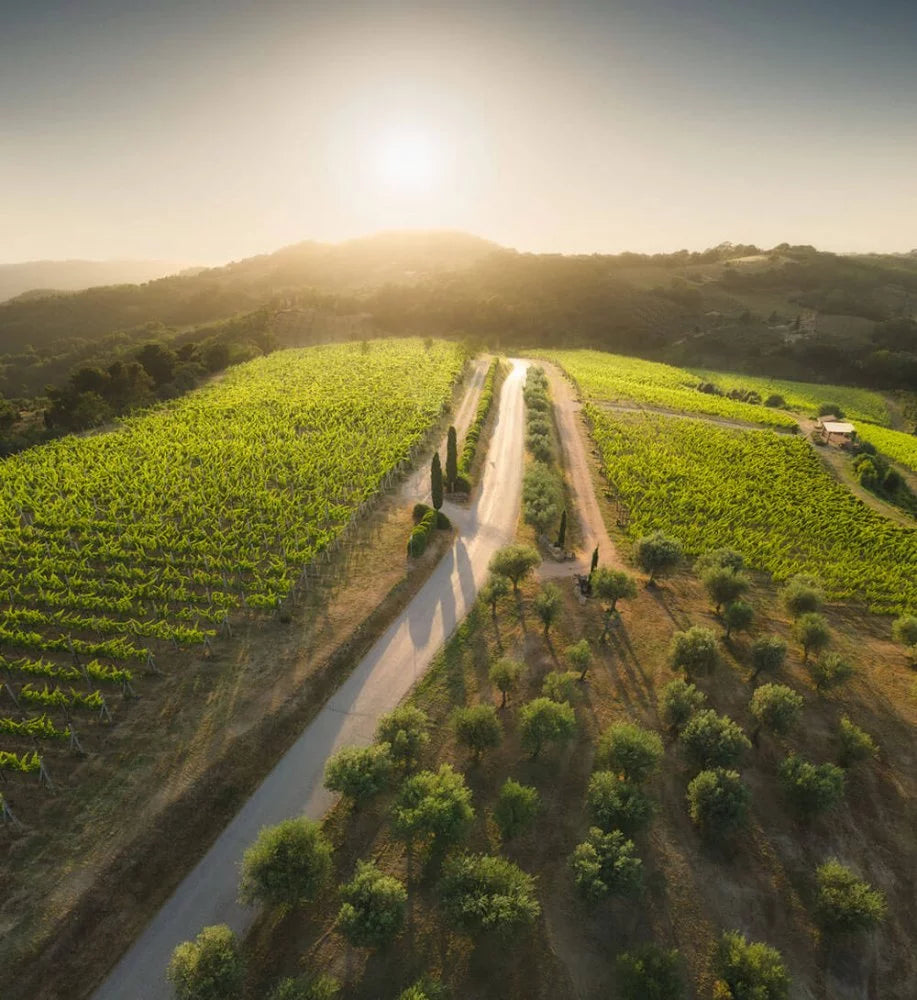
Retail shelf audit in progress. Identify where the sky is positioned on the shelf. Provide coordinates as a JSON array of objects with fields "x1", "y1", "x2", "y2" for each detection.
[{"x1": 1, "y1": 0, "x2": 916, "y2": 263}]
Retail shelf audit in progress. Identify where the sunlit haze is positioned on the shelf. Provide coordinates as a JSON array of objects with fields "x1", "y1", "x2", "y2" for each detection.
[{"x1": 1, "y1": 0, "x2": 916, "y2": 262}]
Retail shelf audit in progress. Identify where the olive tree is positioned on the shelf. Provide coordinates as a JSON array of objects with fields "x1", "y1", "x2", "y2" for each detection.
[
  {"x1": 570, "y1": 827, "x2": 642, "y2": 902},
  {"x1": 439, "y1": 852, "x2": 540, "y2": 934},
  {"x1": 778, "y1": 753, "x2": 845, "y2": 819},
  {"x1": 542, "y1": 670, "x2": 579, "y2": 703},
  {"x1": 565, "y1": 638, "x2": 592, "y2": 681},
  {"x1": 451, "y1": 704, "x2": 503, "y2": 761},
  {"x1": 635, "y1": 531, "x2": 683, "y2": 585},
  {"x1": 519, "y1": 697, "x2": 576, "y2": 759},
  {"x1": 596, "y1": 722, "x2": 663, "y2": 783},
  {"x1": 750, "y1": 634, "x2": 787, "y2": 681},
  {"x1": 661, "y1": 678, "x2": 706, "y2": 732},
  {"x1": 702, "y1": 567, "x2": 749, "y2": 613},
  {"x1": 686, "y1": 768, "x2": 750, "y2": 837},
  {"x1": 489, "y1": 656, "x2": 523, "y2": 708},
  {"x1": 375, "y1": 706, "x2": 430, "y2": 770},
  {"x1": 715, "y1": 931, "x2": 789, "y2": 1000},
  {"x1": 534, "y1": 582, "x2": 562, "y2": 636},
  {"x1": 807, "y1": 651, "x2": 854, "y2": 692},
  {"x1": 681, "y1": 710, "x2": 751, "y2": 769},
  {"x1": 814, "y1": 858, "x2": 886, "y2": 934},
  {"x1": 837, "y1": 715, "x2": 878, "y2": 767},
  {"x1": 587, "y1": 771, "x2": 653, "y2": 834},
  {"x1": 391, "y1": 764, "x2": 475, "y2": 846},
  {"x1": 616, "y1": 945, "x2": 685, "y2": 1000},
  {"x1": 782, "y1": 574, "x2": 824, "y2": 617},
  {"x1": 337, "y1": 861, "x2": 407, "y2": 949},
  {"x1": 489, "y1": 544, "x2": 540, "y2": 591},
  {"x1": 591, "y1": 567, "x2": 638, "y2": 612},
  {"x1": 696, "y1": 547, "x2": 745, "y2": 574},
  {"x1": 793, "y1": 613, "x2": 830, "y2": 663},
  {"x1": 239, "y1": 818, "x2": 332, "y2": 909},
  {"x1": 670, "y1": 626, "x2": 718, "y2": 678},
  {"x1": 723, "y1": 600, "x2": 753, "y2": 640},
  {"x1": 494, "y1": 778, "x2": 540, "y2": 840},
  {"x1": 749, "y1": 684, "x2": 803, "y2": 744},
  {"x1": 479, "y1": 573, "x2": 511, "y2": 620},
  {"x1": 168, "y1": 925, "x2": 243, "y2": 1000},
  {"x1": 267, "y1": 974, "x2": 340, "y2": 1000},
  {"x1": 892, "y1": 614, "x2": 917, "y2": 647},
  {"x1": 324, "y1": 743, "x2": 392, "y2": 807}
]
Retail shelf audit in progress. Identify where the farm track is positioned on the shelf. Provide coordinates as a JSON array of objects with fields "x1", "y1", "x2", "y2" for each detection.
[{"x1": 91, "y1": 360, "x2": 529, "y2": 1000}]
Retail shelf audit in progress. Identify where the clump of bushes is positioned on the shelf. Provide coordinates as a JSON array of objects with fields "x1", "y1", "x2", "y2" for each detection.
[{"x1": 408, "y1": 504, "x2": 450, "y2": 557}]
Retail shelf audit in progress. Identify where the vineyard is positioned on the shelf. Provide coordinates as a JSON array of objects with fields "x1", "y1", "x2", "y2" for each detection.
[
  {"x1": 542, "y1": 350, "x2": 799, "y2": 428},
  {"x1": 0, "y1": 339, "x2": 464, "y2": 796},
  {"x1": 855, "y1": 423, "x2": 917, "y2": 474},
  {"x1": 586, "y1": 407, "x2": 917, "y2": 614}
]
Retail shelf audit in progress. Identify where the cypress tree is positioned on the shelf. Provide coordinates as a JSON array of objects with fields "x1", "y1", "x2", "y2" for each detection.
[
  {"x1": 431, "y1": 452, "x2": 444, "y2": 511},
  {"x1": 556, "y1": 509, "x2": 567, "y2": 548},
  {"x1": 590, "y1": 546, "x2": 599, "y2": 576},
  {"x1": 446, "y1": 426, "x2": 458, "y2": 491}
]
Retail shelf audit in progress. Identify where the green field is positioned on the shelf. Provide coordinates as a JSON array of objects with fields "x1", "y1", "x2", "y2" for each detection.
[
  {"x1": 0, "y1": 339, "x2": 463, "y2": 773},
  {"x1": 587, "y1": 406, "x2": 917, "y2": 614}
]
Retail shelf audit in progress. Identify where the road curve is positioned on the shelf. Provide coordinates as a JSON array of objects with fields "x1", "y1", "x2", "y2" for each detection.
[{"x1": 92, "y1": 358, "x2": 528, "y2": 1000}]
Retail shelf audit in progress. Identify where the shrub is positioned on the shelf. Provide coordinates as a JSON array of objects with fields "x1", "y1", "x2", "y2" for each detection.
[
  {"x1": 807, "y1": 651, "x2": 853, "y2": 692},
  {"x1": 778, "y1": 753, "x2": 845, "y2": 818},
  {"x1": 750, "y1": 635, "x2": 787, "y2": 680},
  {"x1": 376, "y1": 706, "x2": 430, "y2": 769},
  {"x1": 534, "y1": 582, "x2": 562, "y2": 635},
  {"x1": 670, "y1": 626, "x2": 718, "y2": 678},
  {"x1": 818, "y1": 402, "x2": 845, "y2": 418},
  {"x1": 635, "y1": 531, "x2": 683, "y2": 583},
  {"x1": 681, "y1": 710, "x2": 750, "y2": 769},
  {"x1": 570, "y1": 827, "x2": 642, "y2": 902},
  {"x1": 565, "y1": 638, "x2": 592, "y2": 680},
  {"x1": 440, "y1": 852, "x2": 540, "y2": 934},
  {"x1": 542, "y1": 670, "x2": 579, "y2": 703},
  {"x1": 494, "y1": 778, "x2": 540, "y2": 840},
  {"x1": 587, "y1": 771, "x2": 653, "y2": 834},
  {"x1": 324, "y1": 743, "x2": 392, "y2": 806},
  {"x1": 715, "y1": 931, "x2": 789, "y2": 1000},
  {"x1": 591, "y1": 567, "x2": 638, "y2": 611},
  {"x1": 702, "y1": 567, "x2": 750, "y2": 612},
  {"x1": 883, "y1": 467, "x2": 902, "y2": 492},
  {"x1": 519, "y1": 697, "x2": 576, "y2": 759},
  {"x1": 596, "y1": 722, "x2": 663, "y2": 783},
  {"x1": 489, "y1": 544, "x2": 540, "y2": 591},
  {"x1": 749, "y1": 684, "x2": 804, "y2": 739},
  {"x1": 814, "y1": 858, "x2": 887, "y2": 934},
  {"x1": 764, "y1": 394, "x2": 786, "y2": 408},
  {"x1": 686, "y1": 768, "x2": 750, "y2": 836},
  {"x1": 489, "y1": 656, "x2": 523, "y2": 708},
  {"x1": 696, "y1": 547, "x2": 745, "y2": 573},
  {"x1": 782, "y1": 575, "x2": 824, "y2": 617},
  {"x1": 239, "y1": 818, "x2": 332, "y2": 909},
  {"x1": 452, "y1": 704, "x2": 503, "y2": 761},
  {"x1": 837, "y1": 715, "x2": 878, "y2": 766},
  {"x1": 267, "y1": 975, "x2": 340, "y2": 1000},
  {"x1": 396, "y1": 979, "x2": 446, "y2": 1000},
  {"x1": 167, "y1": 925, "x2": 243, "y2": 1000},
  {"x1": 661, "y1": 678, "x2": 706, "y2": 731},
  {"x1": 793, "y1": 612, "x2": 830, "y2": 663},
  {"x1": 392, "y1": 765, "x2": 474, "y2": 846},
  {"x1": 407, "y1": 508, "x2": 437, "y2": 557},
  {"x1": 723, "y1": 600, "x2": 754, "y2": 639},
  {"x1": 523, "y1": 462, "x2": 563, "y2": 534},
  {"x1": 616, "y1": 944, "x2": 685, "y2": 1000},
  {"x1": 337, "y1": 861, "x2": 407, "y2": 949},
  {"x1": 892, "y1": 614, "x2": 917, "y2": 647}
]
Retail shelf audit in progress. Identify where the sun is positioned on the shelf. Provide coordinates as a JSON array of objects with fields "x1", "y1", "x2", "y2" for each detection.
[{"x1": 375, "y1": 131, "x2": 439, "y2": 193}]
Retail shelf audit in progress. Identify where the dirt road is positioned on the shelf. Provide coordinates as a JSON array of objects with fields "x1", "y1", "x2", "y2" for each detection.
[
  {"x1": 91, "y1": 359, "x2": 529, "y2": 1000},
  {"x1": 538, "y1": 362, "x2": 623, "y2": 580}
]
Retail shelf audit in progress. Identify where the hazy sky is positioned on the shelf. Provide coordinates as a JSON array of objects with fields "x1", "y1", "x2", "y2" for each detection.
[{"x1": 2, "y1": 0, "x2": 916, "y2": 263}]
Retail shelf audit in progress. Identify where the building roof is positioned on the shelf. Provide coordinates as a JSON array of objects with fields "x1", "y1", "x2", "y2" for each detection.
[{"x1": 822, "y1": 421, "x2": 856, "y2": 434}]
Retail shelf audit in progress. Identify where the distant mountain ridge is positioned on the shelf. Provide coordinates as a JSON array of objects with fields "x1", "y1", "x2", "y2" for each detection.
[{"x1": 0, "y1": 258, "x2": 200, "y2": 304}]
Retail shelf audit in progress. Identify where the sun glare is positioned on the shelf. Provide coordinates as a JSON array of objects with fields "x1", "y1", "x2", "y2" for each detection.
[{"x1": 375, "y1": 131, "x2": 438, "y2": 193}]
